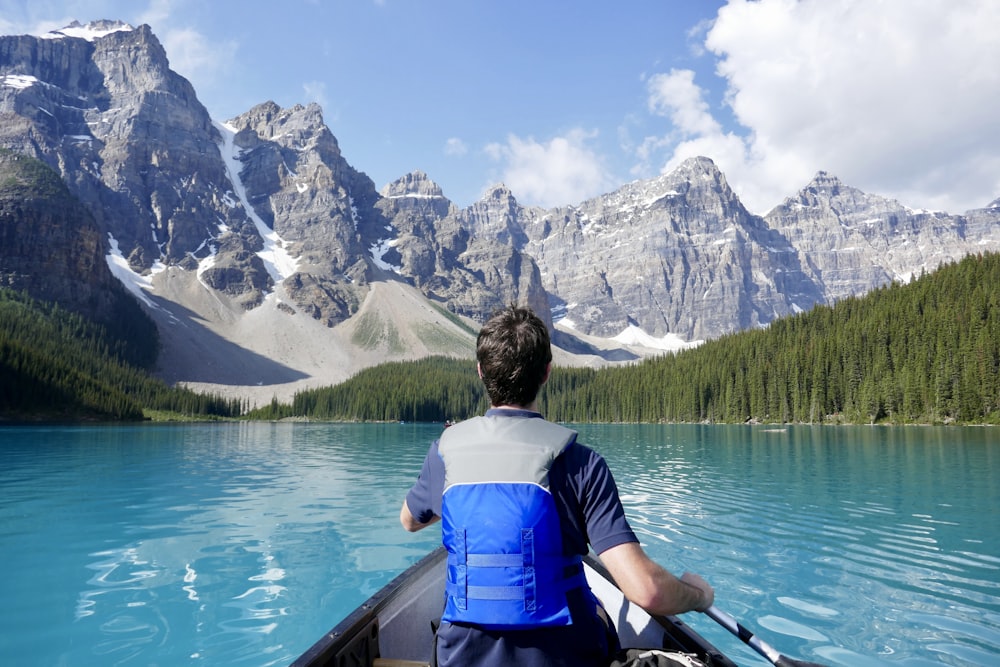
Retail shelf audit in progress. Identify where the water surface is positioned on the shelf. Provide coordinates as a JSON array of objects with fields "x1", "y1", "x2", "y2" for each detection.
[{"x1": 0, "y1": 422, "x2": 996, "y2": 665}]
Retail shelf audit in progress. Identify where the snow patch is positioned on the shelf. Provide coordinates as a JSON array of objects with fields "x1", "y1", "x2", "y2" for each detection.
[
  {"x1": 612, "y1": 325, "x2": 702, "y2": 352},
  {"x1": 348, "y1": 195, "x2": 359, "y2": 230},
  {"x1": 105, "y1": 234, "x2": 172, "y2": 319},
  {"x1": 384, "y1": 193, "x2": 444, "y2": 200},
  {"x1": 195, "y1": 226, "x2": 227, "y2": 286},
  {"x1": 41, "y1": 21, "x2": 135, "y2": 41},
  {"x1": 0, "y1": 74, "x2": 38, "y2": 90},
  {"x1": 642, "y1": 190, "x2": 679, "y2": 208},
  {"x1": 369, "y1": 238, "x2": 401, "y2": 272}
]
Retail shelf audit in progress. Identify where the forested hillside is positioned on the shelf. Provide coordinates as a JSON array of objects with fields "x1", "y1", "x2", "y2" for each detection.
[
  {"x1": 547, "y1": 252, "x2": 999, "y2": 424},
  {"x1": 254, "y1": 252, "x2": 1000, "y2": 425},
  {"x1": 0, "y1": 289, "x2": 243, "y2": 421},
  {"x1": 249, "y1": 357, "x2": 488, "y2": 422}
]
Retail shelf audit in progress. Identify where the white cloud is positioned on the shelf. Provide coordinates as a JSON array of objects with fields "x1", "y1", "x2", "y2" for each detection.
[
  {"x1": 484, "y1": 129, "x2": 614, "y2": 208},
  {"x1": 135, "y1": 0, "x2": 238, "y2": 114},
  {"x1": 160, "y1": 27, "x2": 236, "y2": 77},
  {"x1": 647, "y1": 69, "x2": 720, "y2": 137},
  {"x1": 302, "y1": 80, "x2": 328, "y2": 110},
  {"x1": 136, "y1": 0, "x2": 174, "y2": 26},
  {"x1": 640, "y1": 68, "x2": 760, "y2": 208},
  {"x1": 643, "y1": 0, "x2": 1000, "y2": 214},
  {"x1": 444, "y1": 137, "x2": 467, "y2": 157}
]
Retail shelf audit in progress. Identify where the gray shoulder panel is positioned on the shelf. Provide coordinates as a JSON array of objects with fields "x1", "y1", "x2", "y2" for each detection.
[{"x1": 439, "y1": 416, "x2": 577, "y2": 488}]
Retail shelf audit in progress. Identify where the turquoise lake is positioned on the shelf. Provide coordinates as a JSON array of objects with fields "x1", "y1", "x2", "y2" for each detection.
[{"x1": 0, "y1": 422, "x2": 997, "y2": 665}]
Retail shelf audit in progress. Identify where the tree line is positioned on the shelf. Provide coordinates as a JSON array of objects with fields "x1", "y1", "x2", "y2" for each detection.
[
  {"x1": 248, "y1": 357, "x2": 489, "y2": 422},
  {"x1": 253, "y1": 252, "x2": 1000, "y2": 425},
  {"x1": 0, "y1": 289, "x2": 243, "y2": 421}
]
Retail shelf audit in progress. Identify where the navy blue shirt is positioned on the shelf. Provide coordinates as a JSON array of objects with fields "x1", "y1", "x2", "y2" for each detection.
[{"x1": 404, "y1": 409, "x2": 639, "y2": 666}]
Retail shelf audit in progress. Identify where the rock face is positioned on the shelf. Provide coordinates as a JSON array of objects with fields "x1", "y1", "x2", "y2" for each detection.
[
  {"x1": 0, "y1": 150, "x2": 111, "y2": 312},
  {"x1": 0, "y1": 22, "x2": 231, "y2": 264},
  {"x1": 221, "y1": 101, "x2": 385, "y2": 323},
  {"x1": 518, "y1": 157, "x2": 824, "y2": 340},
  {"x1": 377, "y1": 173, "x2": 551, "y2": 327},
  {"x1": 0, "y1": 149, "x2": 157, "y2": 367},
  {"x1": 1, "y1": 20, "x2": 999, "y2": 381},
  {"x1": 0, "y1": 22, "x2": 548, "y2": 334},
  {"x1": 765, "y1": 171, "x2": 990, "y2": 300}
]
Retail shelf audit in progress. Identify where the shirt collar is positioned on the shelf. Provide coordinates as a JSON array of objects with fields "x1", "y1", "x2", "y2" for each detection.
[{"x1": 485, "y1": 407, "x2": 543, "y2": 419}]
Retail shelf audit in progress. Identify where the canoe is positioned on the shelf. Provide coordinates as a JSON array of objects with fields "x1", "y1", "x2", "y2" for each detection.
[{"x1": 290, "y1": 546, "x2": 738, "y2": 667}]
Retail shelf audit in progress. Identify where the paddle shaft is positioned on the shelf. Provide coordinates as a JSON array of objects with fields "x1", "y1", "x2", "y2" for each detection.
[{"x1": 704, "y1": 605, "x2": 828, "y2": 667}]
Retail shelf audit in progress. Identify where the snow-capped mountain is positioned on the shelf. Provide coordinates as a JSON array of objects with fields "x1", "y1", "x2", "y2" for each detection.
[{"x1": 2, "y1": 21, "x2": 998, "y2": 400}]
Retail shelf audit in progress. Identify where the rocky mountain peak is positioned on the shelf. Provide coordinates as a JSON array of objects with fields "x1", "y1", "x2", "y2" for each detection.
[
  {"x1": 461, "y1": 183, "x2": 529, "y2": 247},
  {"x1": 232, "y1": 101, "x2": 336, "y2": 153},
  {"x1": 1, "y1": 19, "x2": 226, "y2": 277},
  {"x1": 786, "y1": 170, "x2": 907, "y2": 217},
  {"x1": 484, "y1": 183, "x2": 516, "y2": 201},
  {"x1": 764, "y1": 169, "x2": 990, "y2": 301},
  {"x1": 800, "y1": 170, "x2": 850, "y2": 200},
  {"x1": 381, "y1": 170, "x2": 445, "y2": 199},
  {"x1": 590, "y1": 155, "x2": 750, "y2": 238},
  {"x1": 220, "y1": 99, "x2": 385, "y2": 322},
  {"x1": 673, "y1": 154, "x2": 722, "y2": 178}
]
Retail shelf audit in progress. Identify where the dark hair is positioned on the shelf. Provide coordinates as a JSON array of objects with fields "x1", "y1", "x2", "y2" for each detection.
[{"x1": 476, "y1": 304, "x2": 552, "y2": 407}]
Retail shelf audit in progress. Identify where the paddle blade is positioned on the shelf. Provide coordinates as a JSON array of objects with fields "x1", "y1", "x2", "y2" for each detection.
[
  {"x1": 775, "y1": 658, "x2": 829, "y2": 667},
  {"x1": 704, "y1": 605, "x2": 829, "y2": 667}
]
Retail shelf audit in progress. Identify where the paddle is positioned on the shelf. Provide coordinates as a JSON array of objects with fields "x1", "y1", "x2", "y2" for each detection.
[{"x1": 703, "y1": 605, "x2": 828, "y2": 667}]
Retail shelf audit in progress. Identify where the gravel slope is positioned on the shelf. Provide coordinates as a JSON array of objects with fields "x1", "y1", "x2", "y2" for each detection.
[{"x1": 146, "y1": 270, "x2": 659, "y2": 408}]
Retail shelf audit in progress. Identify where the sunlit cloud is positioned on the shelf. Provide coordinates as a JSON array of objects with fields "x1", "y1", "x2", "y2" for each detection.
[
  {"x1": 302, "y1": 80, "x2": 328, "y2": 110},
  {"x1": 134, "y1": 0, "x2": 238, "y2": 115},
  {"x1": 444, "y1": 137, "x2": 467, "y2": 157},
  {"x1": 485, "y1": 129, "x2": 615, "y2": 208},
  {"x1": 638, "y1": 0, "x2": 1000, "y2": 214}
]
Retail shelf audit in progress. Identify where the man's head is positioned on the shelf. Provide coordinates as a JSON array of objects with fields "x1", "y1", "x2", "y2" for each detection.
[{"x1": 476, "y1": 304, "x2": 552, "y2": 408}]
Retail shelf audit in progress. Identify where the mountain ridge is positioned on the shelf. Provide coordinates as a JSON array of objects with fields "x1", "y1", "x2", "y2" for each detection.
[{"x1": 1, "y1": 21, "x2": 998, "y2": 405}]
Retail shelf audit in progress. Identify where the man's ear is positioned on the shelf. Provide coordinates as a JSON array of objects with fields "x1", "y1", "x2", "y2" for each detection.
[
  {"x1": 541, "y1": 363, "x2": 551, "y2": 385},
  {"x1": 477, "y1": 362, "x2": 483, "y2": 379}
]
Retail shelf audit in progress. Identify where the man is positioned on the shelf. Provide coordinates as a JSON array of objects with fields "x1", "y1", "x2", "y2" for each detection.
[{"x1": 401, "y1": 305, "x2": 714, "y2": 666}]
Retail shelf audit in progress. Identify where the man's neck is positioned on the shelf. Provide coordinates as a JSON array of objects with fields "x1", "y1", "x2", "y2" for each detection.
[{"x1": 491, "y1": 402, "x2": 540, "y2": 412}]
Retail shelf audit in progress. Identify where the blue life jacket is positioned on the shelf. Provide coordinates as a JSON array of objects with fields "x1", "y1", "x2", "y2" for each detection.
[{"x1": 438, "y1": 415, "x2": 588, "y2": 630}]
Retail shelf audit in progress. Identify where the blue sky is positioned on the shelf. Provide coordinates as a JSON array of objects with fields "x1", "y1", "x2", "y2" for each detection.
[{"x1": 3, "y1": 1, "x2": 999, "y2": 215}]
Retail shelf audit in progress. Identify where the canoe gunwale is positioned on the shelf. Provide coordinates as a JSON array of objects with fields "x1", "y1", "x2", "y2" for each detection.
[
  {"x1": 289, "y1": 548, "x2": 446, "y2": 667},
  {"x1": 583, "y1": 554, "x2": 737, "y2": 667}
]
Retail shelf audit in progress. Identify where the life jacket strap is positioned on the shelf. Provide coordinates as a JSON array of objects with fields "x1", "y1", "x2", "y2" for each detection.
[{"x1": 446, "y1": 529, "x2": 586, "y2": 611}]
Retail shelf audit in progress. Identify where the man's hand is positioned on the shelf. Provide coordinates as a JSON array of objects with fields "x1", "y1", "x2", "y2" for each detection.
[
  {"x1": 679, "y1": 571, "x2": 714, "y2": 611},
  {"x1": 599, "y1": 542, "x2": 715, "y2": 616}
]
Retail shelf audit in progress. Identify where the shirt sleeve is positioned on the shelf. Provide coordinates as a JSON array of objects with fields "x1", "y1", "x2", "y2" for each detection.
[
  {"x1": 404, "y1": 439, "x2": 444, "y2": 524},
  {"x1": 554, "y1": 442, "x2": 638, "y2": 556}
]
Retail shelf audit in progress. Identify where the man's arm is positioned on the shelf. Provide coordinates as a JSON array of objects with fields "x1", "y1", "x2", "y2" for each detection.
[
  {"x1": 598, "y1": 541, "x2": 714, "y2": 616},
  {"x1": 399, "y1": 499, "x2": 440, "y2": 532}
]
